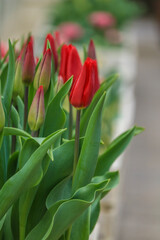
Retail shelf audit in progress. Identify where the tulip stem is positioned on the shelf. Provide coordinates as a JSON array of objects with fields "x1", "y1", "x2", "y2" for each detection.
[
  {"x1": 68, "y1": 101, "x2": 73, "y2": 139},
  {"x1": 73, "y1": 109, "x2": 81, "y2": 175},
  {"x1": 23, "y1": 86, "x2": 28, "y2": 130}
]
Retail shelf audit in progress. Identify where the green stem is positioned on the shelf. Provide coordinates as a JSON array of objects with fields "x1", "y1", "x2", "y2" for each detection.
[
  {"x1": 23, "y1": 86, "x2": 28, "y2": 130},
  {"x1": 68, "y1": 100, "x2": 73, "y2": 140},
  {"x1": 73, "y1": 109, "x2": 81, "y2": 175}
]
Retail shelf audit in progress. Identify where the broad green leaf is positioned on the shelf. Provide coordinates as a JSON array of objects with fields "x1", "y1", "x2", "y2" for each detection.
[
  {"x1": 72, "y1": 92, "x2": 106, "y2": 193},
  {"x1": 92, "y1": 171, "x2": 119, "y2": 197},
  {"x1": 0, "y1": 129, "x2": 66, "y2": 220},
  {"x1": 26, "y1": 139, "x2": 78, "y2": 232},
  {"x1": 26, "y1": 180, "x2": 109, "y2": 240},
  {"x1": 80, "y1": 74, "x2": 118, "y2": 137},
  {"x1": 3, "y1": 40, "x2": 15, "y2": 119},
  {"x1": 90, "y1": 171, "x2": 119, "y2": 232},
  {"x1": 90, "y1": 195, "x2": 101, "y2": 233},
  {"x1": 95, "y1": 126, "x2": 143, "y2": 176},
  {"x1": 70, "y1": 207, "x2": 90, "y2": 240},
  {"x1": 3, "y1": 127, "x2": 31, "y2": 138},
  {"x1": 43, "y1": 77, "x2": 73, "y2": 137},
  {"x1": 46, "y1": 176, "x2": 72, "y2": 209}
]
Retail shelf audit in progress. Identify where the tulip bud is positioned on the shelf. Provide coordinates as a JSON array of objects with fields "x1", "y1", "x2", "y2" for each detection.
[
  {"x1": 34, "y1": 49, "x2": 52, "y2": 93},
  {"x1": 59, "y1": 44, "x2": 82, "y2": 85},
  {"x1": 88, "y1": 39, "x2": 96, "y2": 60},
  {"x1": 28, "y1": 86, "x2": 45, "y2": 131},
  {"x1": 22, "y1": 40, "x2": 35, "y2": 85},
  {"x1": 43, "y1": 33, "x2": 58, "y2": 72},
  {"x1": 13, "y1": 57, "x2": 24, "y2": 99},
  {"x1": 69, "y1": 57, "x2": 100, "y2": 109},
  {"x1": 0, "y1": 96, "x2": 5, "y2": 132}
]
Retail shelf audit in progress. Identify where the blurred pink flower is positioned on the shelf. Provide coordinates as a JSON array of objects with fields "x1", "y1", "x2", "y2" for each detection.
[
  {"x1": 0, "y1": 42, "x2": 8, "y2": 58},
  {"x1": 54, "y1": 31, "x2": 65, "y2": 49},
  {"x1": 88, "y1": 11, "x2": 116, "y2": 29},
  {"x1": 105, "y1": 28, "x2": 122, "y2": 44},
  {"x1": 58, "y1": 22, "x2": 84, "y2": 42}
]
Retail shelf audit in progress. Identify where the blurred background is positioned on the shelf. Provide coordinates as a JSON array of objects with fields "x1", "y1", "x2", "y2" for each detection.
[{"x1": 0, "y1": 0, "x2": 160, "y2": 239}]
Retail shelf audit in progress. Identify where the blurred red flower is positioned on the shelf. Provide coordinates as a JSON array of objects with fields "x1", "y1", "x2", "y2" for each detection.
[{"x1": 88, "y1": 11, "x2": 116, "y2": 29}]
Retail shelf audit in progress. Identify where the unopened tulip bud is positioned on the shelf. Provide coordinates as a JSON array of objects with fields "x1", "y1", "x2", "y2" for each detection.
[
  {"x1": 28, "y1": 86, "x2": 45, "y2": 131},
  {"x1": 34, "y1": 49, "x2": 51, "y2": 93},
  {"x1": 59, "y1": 44, "x2": 82, "y2": 85},
  {"x1": 88, "y1": 39, "x2": 96, "y2": 60},
  {"x1": 69, "y1": 57, "x2": 100, "y2": 109},
  {"x1": 13, "y1": 57, "x2": 24, "y2": 99},
  {"x1": 0, "y1": 96, "x2": 5, "y2": 132},
  {"x1": 43, "y1": 33, "x2": 58, "y2": 72},
  {"x1": 22, "y1": 40, "x2": 35, "y2": 85}
]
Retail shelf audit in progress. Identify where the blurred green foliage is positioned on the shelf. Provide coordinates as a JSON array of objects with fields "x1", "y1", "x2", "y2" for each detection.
[{"x1": 52, "y1": 0, "x2": 141, "y2": 27}]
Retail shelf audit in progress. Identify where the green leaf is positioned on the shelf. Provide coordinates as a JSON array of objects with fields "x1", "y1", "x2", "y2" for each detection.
[
  {"x1": 26, "y1": 180, "x2": 109, "y2": 240},
  {"x1": 0, "y1": 214, "x2": 6, "y2": 231},
  {"x1": 70, "y1": 207, "x2": 90, "y2": 240},
  {"x1": 80, "y1": 74, "x2": 118, "y2": 137},
  {"x1": 0, "y1": 129, "x2": 66, "y2": 220},
  {"x1": 3, "y1": 127, "x2": 31, "y2": 138},
  {"x1": 26, "y1": 139, "x2": 78, "y2": 232},
  {"x1": 3, "y1": 40, "x2": 15, "y2": 120},
  {"x1": 11, "y1": 105, "x2": 21, "y2": 129},
  {"x1": 0, "y1": 64, "x2": 8, "y2": 95},
  {"x1": 92, "y1": 171, "x2": 119, "y2": 196},
  {"x1": 90, "y1": 195, "x2": 101, "y2": 233},
  {"x1": 95, "y1": 126, "x2": 143, "y2": 176},
  {"x1": 46, "y1": 176, "x2": 72, "y2": 209},
  {"x1": 72, "y1": 92, "x2": 106, "y2": 193},
  {"x1": 43, "y1": 77, "x2": 73, "y2": 137},
  {"x1": 16, "y1": 96, "x2": 24, "y2": 127}
]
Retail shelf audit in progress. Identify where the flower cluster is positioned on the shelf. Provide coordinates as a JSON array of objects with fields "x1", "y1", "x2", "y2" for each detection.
[{"x1": 0, "y1": 32, "x2": 142, "y2": 240}]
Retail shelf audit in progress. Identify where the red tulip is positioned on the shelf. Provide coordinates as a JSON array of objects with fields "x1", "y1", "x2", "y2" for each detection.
[
  {"x1": 22, "y1": 40, "x2": 35, "y2": 85},
  {"x1": 69, "y1": 57, "x2": 100, "y2": 109},
  {"x1": 43, "y1": 33, "x2": 58, "y2": 72},
  {"x1": 88, "y1": 39, "x2": 96, "y2": 60},
  {"x1": 59, "y1": 44, "x2": 82, "y2": 85}
]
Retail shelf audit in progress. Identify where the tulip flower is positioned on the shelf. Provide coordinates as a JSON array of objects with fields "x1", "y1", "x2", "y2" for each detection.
[
  {"x1": 28, "y1": 86, "x2": 45, "y2": 131},
  {"x1": 34, "y1": 49, "x2": 52, "y2": 93},
  {"x1": 69, "y1": 57, "x2": 100, "y2": 109},
  {"x1": 59, "y1": 44, "x2": 82, "y2": 84},
  {"x1": 88, "y1": 39, "x2": 96, "y2": 60},
  {"x1": 88, "y1": 11, "x2": 116, "y2": 29},
  {"x1": 0, "y1": 42, "x2": 8, "y2": 59},
  {"x1": 54, "y1": 31, "x2": 64, "y2": 49},
  {"x1": 0, "y1": 95, "x2": 5, "y2": 132},
  {"x1": 22, "y1": 40, "x2": 35, "y2": 85},
  {"x1": 43, "y1": 33, "x2": 58, "y2": 72},
  {"x1": 58, "y1": 22, "x2": 84, "y2": 42},
  {"x1": 13, "y1": 57, "x2": 24, "y2": 99}
]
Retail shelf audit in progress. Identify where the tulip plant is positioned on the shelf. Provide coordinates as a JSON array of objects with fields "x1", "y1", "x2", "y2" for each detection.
[{"x1": 0, "y1": 34, "x2": 143, "y2": 240}]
